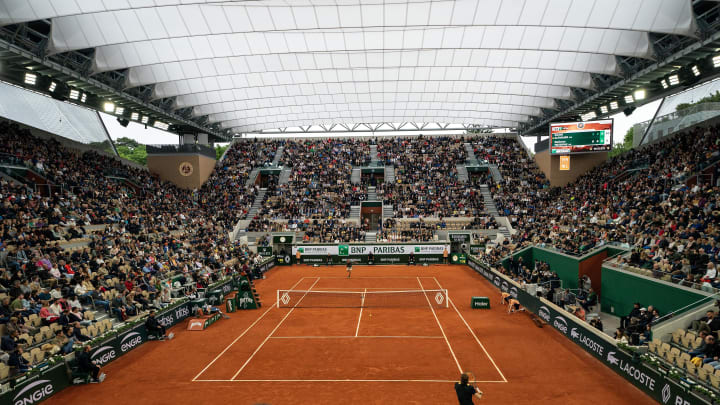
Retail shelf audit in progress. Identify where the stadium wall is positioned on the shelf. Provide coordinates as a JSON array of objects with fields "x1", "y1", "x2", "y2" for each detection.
[
  {"x1": 534, "y1": 149, "x2": 608, "y2": 187},
  {"x1": 601, "y1": 264, "x2": 711, "y2": 319},
  {"x1": 467, "y1": 256, "x2": 711, "y2": 405},
  {"x1": 147, "y1": 153, "x2": 215, "y2": 189}
]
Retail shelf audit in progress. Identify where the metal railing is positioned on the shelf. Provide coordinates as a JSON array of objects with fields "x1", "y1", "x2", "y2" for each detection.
[{"x1": 146, "y1": 144, "x2": 216, "y2": 159}]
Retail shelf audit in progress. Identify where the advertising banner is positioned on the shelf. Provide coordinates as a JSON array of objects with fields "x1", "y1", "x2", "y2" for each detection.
[
  {"x1": 449, "y1": 233, "x2": 471, "y2": 243},
  {"x1": 450, "y1": 253, "x2": 467, "y2": 264},
  {"x1": 258, "y1": 246, "x2": 273, "y2": 257},
  {"x1": 292, "y1": 244, "x2": 449, "y2": 256},
  {"x1": 2, "y1": 364, "x2": 69, "y2": 405},
  {"x1": 466, "y1": 256, "x2": 709, "y2": 405}
]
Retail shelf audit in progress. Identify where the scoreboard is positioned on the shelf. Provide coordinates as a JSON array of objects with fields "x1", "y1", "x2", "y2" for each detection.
[{"x1": 549, "y1": 119, "x2": 613, "y2": 155}]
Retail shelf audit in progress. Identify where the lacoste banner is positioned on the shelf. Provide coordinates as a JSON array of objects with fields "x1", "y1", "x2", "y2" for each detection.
[
  {"x1": 466, "y1": 255, "x2": 709, "y2": 405},
  {"x1": 1, "y1": 363, "x2": 69, "y2": 405}
]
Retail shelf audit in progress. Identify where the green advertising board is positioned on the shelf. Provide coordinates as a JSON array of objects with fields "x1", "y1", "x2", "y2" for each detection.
[
  {"x1": 292, "y1": 243, "x2": 450, "y2": 265},
  {"x1": 467, "y1": 256, "x2": 711, "y2": 405},
  {"x1": 258, "y1": 246, "x2": 273, "y2": 257},
  {"x1": 471, "y1": 296, "x2": 490, "y2": 309},
  {"x1": 0, "y1": 363, "x2": 69, "y2": 405},
  {"x1": 450, "y1": 253, "x2": 467, "y2": 264},
  {"x1": 448, "y1": 233, "x2": 471, "y2": 243},
  {"x1": 469, "y1": 244, "x2": 485, "y2": 255}
]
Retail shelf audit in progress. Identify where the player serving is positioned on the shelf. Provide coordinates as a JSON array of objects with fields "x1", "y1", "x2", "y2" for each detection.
[
  {"x1": 455, "y1": 372, "x2": 483, "y2": 404},
  {"x1": 346, "y1": 259, "x2": 353, "y2": 278}
]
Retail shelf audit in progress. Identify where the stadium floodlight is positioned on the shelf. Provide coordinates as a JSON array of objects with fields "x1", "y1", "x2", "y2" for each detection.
[
  {"x1": 103, "y1": 102, "x2": 115, "y2": 113},
  {"x1": 600, "y1": 105, "x2": 608, "y2": 114},
  {"x1": 114, "y1": 107, "x2": 124, "y2": 116},
  {"x1": 661, "y1": 79, "x2": 668, "y2": 89},
  {"x1": 154, "y1": 121, "x2": 169, "y2": 130},
  {"x1": 713, "y1": 55, "x2": 720, "y2": 68},
  {"x1": 668, "y1": 74, "x2": 680, "y2": 86},
  {"x1": 610, "y1": 101, "x2": 619, "y2": 110},
  {"x1": 69, "y1": 89, "x2": 80, "y2": 100},
  {"x1": 80, "y1": 93, "x2": 87, "y2": 103},
  {"x1": 692, "y1": 65, "x2": 701, "y2": 77},
  {"x1": 633, "y1": 89, "x2": 646, "y2": 101},
  {"x1": 141, "y1": 115, "x2": 149, "y2": 124},
  {"x1": 48, "y1": 81, "x2": 57, "y2": 92},
  {"x1": 624, "y1": 94, "x2": 634, "y2": 104},
  {"x1": 130, "y1": 112, "x2": 139, "y2": 121},
  {"x1": 581, "y1": 111, "x2": 597, "y2": 121},
  {"x1": 24, "y1": 73, "x2": 37, "y2": 85}
]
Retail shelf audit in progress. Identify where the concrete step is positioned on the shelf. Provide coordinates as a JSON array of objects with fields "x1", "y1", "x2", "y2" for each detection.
[
  {"x1": 464, "y1": 142, "x2": 479, "y2": 164},
  {"x1": 489, "y1": 165, "x2": 503, "y2": 183},
  {"x1": 245, "y1": 167, "x2": 260, "y2": 188},
  {"x1": 365, "y1": 232, "x2": 377, "y2": 243},
  {"x1": 369, "y1": 144, "x2": 379, "y2": 164},
  {"x1": 382, "y1": 204, "x2": 394, "y2": 218},
  {"x1": 456, "y1": 164, "x2": 469, "y2": 183},
  {"x1": 384, "y1": 165, "x2": 395, "y2": 183},
  {"x1": 279, "y1": 168, "x2": 292, "y2": 185},
  {"x1": 272, "y1": 146, "x2": 284, "y2": 165},
  {"x1": 350, "y1": 205, "x2": 361, "y2": 219},
  {"x1": 479, "y1": 184, "x2": 500, "y2": 216},
  {"x1": 367, "y1": 186, "x2": 378, "y2": 201},
  {"x1": 351, "y1": 167, "x2": 362, "y2": 184}
]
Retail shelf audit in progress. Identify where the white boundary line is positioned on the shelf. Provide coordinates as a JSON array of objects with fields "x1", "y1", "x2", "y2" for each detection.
[
  {"x1": 315, "y1": 276, "x2": 424, "y2": 279},
  {"x1": 269, "y1": 336, "x2": 444, "y2": 339},
  {"x1": 432, "y1": 276, "x2": 508, "y2": 383},
  {"x1": 230, "y1": 277, "x2": 320, "y2": 380},
  {"x1": 195, "y1": 379, "x2": 506, "y2": 383},
  {"x1": 355, "y1": 288, "x2": 366, "y2": 337},
  {"x1": 191, "y1": 276, "x2": 307, "y2": 381},
  {"x1": 416, "y1": 277, "x2": 463, "y2": 374}
]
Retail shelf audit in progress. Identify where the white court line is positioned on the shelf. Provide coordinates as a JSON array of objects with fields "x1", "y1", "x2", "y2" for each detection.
[
  {"x1": 316, "y1": 276, "x2": 424, "y2": 279},
  {"x1": 432, "y1": 276, "x2": 508, "y2": 383},
  {"x1": 416, "y1": 277, "x2": 462, "y2": 374},
  {"x1": 195, "y1": 379, "x2": 506, "y2": 383},
  {"x1": 355, "y1": 288, "x2": 366, "y2": 337},
  {"x1": 269, "y1": 336, "x2": 444, "y2": 339},
  {"x1": 230, "y1": 277, "x2": 320, "y2": 380},
  {"x1": 310, "y1": 287, "x2": 421, "y2": 290},
  {"x1": 191, "y1": 277, "x2": 306, "y2": 381}
]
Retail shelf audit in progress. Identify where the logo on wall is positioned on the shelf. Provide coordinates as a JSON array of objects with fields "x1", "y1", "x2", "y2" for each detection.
[
  {"x1": 179, "y1": 161, "x2": 194, "y2": 177},
  {"x1": 279, "y1": 236, "x2": 286, "y2": 243}
]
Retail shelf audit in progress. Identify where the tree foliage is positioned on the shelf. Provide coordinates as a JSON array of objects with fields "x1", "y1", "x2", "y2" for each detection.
[
  {"x1": 114, "y1": 137, "x2": 147, "y2": 165},
  {"x1": 215, "y1": 144, "x2": 230, "y2": 160},
  {"x1": 608, "y1": 127, "x2": 634, "y2": 158},
  {"x1": 676, "y1": 91, "x2": 720, "y2": 112}
]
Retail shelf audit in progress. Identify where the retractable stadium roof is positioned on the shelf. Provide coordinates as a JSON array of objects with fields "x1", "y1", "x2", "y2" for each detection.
[{"x1": 0, "y1": 0, "x2": 703, "y2": 135}]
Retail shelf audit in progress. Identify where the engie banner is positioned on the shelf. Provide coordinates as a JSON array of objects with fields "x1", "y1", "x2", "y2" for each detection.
[
  {"x1": 467, "y1": 256, "x2": 711, "y2": 405},
  {"x1": 0, "y1": 364, "x2": 69, "y2": 405}
]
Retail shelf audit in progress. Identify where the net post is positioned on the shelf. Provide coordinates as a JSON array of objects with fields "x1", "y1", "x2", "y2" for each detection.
[
  {"x1": 276, "y1": 289, "x2": 280, "y2": 307},
  {"x1": 445, "y1": 289, "x2": 449, "y2": 308}
]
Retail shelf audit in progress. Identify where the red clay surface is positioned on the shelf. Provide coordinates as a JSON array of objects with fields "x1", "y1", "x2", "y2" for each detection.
[{"x1": 44, "y1": 265, "x2": 656, "y2": 404}]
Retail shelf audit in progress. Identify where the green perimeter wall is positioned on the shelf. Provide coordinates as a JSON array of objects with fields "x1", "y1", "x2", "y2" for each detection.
[{"x1": 601, "y1": 264, "x2": 710, "y2": 317}]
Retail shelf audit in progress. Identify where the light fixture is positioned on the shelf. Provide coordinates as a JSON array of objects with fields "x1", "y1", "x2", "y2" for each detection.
[
  {"x1": 610, "y1": 101, "x2": 619, "y2": 110},
  {"x1": 668, "y1": 74, "x2": 680, "y2": 86},
  {"x1": 69, "y1": 89, "x2": 80, "y2": 100},
  {"x1": 131, "y1": 112, "x2": 139, "y2": 121},
  {"x1": 141, "y1": 116, "x2": 149, "y2": 124},
  {"x1": 600, "y1": 105, "x2": 608, "y2": 114},
  {"x1": 114, "y1": 107, "x2": 124, "y2": 116},
  {"x1": 581, "y1": 111, "x2": 597, "y2": 121},
  {"x1": 633, "y1": 89, "x2": 646, "y2": 100},
  {"x1": 692, "y1": 65, "x2": 701, "y2": 77},
  {"x1": 624, "y1": 94, "x2": 634, "y2": 104},
  {"x1": 48, "y1": 82, "x2": 57, "y2": 92},
  {"x1": 661, "y1": 79, "x2": 668, "y2": 89},
  {"x1": 80, "y1": 93, "x2": 87, "y2": 103},
  {"x1": 154, "y1": 121, "x2": 169, "y2": 130},
  {"x1": 103, "y1": 102, "x2": 115, "y2": 113},
  {"x1": 24, "y1": 73, "x2": 37, "y2": 85},
  {"x1": 713, "y1": 55, "x2": 720, "y2": 68}
]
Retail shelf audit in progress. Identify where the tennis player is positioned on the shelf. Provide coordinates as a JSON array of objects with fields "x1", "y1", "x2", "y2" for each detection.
[
  {"x1": 346, "y1": 259, "x2": 353, "y2": 278},
  {"x1": 455, "y1": 373, "x2": 483, "y2": 404}
]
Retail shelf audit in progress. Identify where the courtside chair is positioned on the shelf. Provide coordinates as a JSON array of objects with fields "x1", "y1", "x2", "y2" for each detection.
[
  {"x1": 666, "y1": 347, "x2": 680, "y2": 364},
  {"x1": 710, "y1": 370, "x2": 720, "y2": 389},
  {"x1": 672, "y1": 328, "x2": 685, "y2": 344},
  {"x1": 0, "y1": 363, "x2": 9, "y2": 379},
  {"x1": 686, "y1": 362, "x2": 698, "y2": 377},
  {"x1": 676, "y1": 353, "x2": 691, "y2": 369},
  {"x1": 659, "y1": 342, "x2": 671, "y2": 357}
]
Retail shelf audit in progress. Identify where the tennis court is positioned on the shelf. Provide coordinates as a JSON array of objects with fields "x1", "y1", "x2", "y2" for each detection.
[
  {"x1": 193, "y1": 275, "x2": 506, "y2": 383},
  {"x1": 43, "y1": 265, "x2": 656, "y2": 404}
]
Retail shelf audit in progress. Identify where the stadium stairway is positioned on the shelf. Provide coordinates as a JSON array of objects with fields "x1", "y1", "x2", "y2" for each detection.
[
  {"x1": 456, "y1": 164, "x2": 469, "y2": 183},
  {"x1": 489, "y1": 165, "x2": 503, "y2": 183},
  {"x1": 480, "y1": 185, "x2": 499, "y2": 216},
  {"x1": 350, "y1": 205, "x2": 361, "y2": 220},
  {"x1": 369, "y1": 144, "x2": 379, "y2": 165},
  {"x1": 246, "y1": 188, "x2": 267, "y2": 218},
  {"x1": 384, "y1": 165, "x2": 395, "y2": 183},
  {"x1": 245, "y1": 168, "x2": 260, "y2": 188},
  {"x1": 365, "y1": 231, "x2": 377, "y2": 242},
  {"x1": 367, "y1": 186, "x2": 378, "y2": 201},
  {"x1": 351, "y1": 167, "x2": 361, "y2": 184},
  {"x1": 464, "y1": 142, "x2": 479, "y2": 165},
  {"x1": 278, "y1": 167, "x2": 292, "y2": 185},
  {"x1": 272, "y1": 146, "x2": 284, "y2": 165},
  {"x1": 382, "y1": 204, "x2": 394, "y2": 218}
]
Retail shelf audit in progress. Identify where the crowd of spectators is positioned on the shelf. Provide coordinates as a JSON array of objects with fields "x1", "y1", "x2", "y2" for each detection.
[
  {"x1": 377, "y1": 136, "x2": 485, "y2": 217},
  {"x1": 0, "y1": 120, "x2": 265, "y2": 378}
]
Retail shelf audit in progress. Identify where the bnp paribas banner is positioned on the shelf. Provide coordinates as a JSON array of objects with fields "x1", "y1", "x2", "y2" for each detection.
[{"x1": 292, "y1": 244, "x2": 450, "y2": 264}]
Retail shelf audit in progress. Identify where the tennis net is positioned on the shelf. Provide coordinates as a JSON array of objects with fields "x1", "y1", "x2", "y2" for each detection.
[{"x1": 276, "y1": 289, "x2": 449, "y2": 308}]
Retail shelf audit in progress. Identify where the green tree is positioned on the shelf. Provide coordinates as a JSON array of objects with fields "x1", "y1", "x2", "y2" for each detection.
[
  {"x1": 608, "y1": 127, "x2": 634, "y2": 158},
  {"x1": 215, "y1": 144, "x2": 230, "y2": 160},
  {"x1": 114, "y1": 137, "x2": 147, "y2": 165}
]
